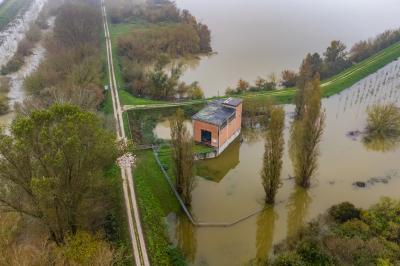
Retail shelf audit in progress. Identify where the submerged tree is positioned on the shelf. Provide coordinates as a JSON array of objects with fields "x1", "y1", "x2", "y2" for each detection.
[
  {"x1": 363, "y1": 104, "x2": 400, "y2": 152},
  {"x1": 290, "y1": 75, "x2": 325, "y2": 188},
  {"x1": 261, "y1": 105, "x2": 285, "y2": 204},
  {"x1": 170, "y1": 109, "x2": 195, "y2": 206},
  {"x1": 365, "y1": 104, "x2": 400, "y2": 137},
  {"x1": 0, "y1": 104, "x2": 119, "y2": 244}
]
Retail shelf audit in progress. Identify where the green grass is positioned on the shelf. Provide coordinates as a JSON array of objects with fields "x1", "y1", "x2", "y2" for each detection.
[
  {"x1": 104, "y1": 164, "x2": 133, "y2": 263},
  {"x1": 237, "y1": 42, "x2": 400, "y2": 104},
  {"x1": 134, "y1": 150, "x2": 181, "y2": 265},
  {"x1": 0, "y1": 0, "x2": 30, "y2": 31}
]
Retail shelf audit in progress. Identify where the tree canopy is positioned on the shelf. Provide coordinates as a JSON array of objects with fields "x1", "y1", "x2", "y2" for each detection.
[{"x1": 0, "y1": 104, "x2": 120, "y2": 244}]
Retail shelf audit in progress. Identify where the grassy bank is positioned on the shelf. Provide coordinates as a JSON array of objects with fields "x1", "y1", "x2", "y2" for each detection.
[
  {"x1": 0, "y1": 0, "x2": 30, "y2": 31},
  {"x1": 121, "y1": 41, "x2": 400, "y2": 111},
  {"x1": 134, "y1": 150, "x2": 183, "y2": 265}
]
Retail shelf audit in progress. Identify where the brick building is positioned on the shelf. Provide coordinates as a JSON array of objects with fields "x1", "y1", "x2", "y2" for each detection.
[{"x1": 192, "y1": 98, "x2": 242, "y2": 156}]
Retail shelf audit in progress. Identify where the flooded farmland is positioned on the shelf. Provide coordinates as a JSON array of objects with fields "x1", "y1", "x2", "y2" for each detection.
[
  {"x1": 174, "y1": 0, "x2": 400, "y2": 97},
  {"x1": 154, "y1": 59, "x2": 400, "y2": 265}
]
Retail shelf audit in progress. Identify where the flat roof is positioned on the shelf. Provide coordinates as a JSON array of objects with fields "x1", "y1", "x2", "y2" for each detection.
[{"x1": 192, "y1": 103, "x2": 236, "y2": 126}]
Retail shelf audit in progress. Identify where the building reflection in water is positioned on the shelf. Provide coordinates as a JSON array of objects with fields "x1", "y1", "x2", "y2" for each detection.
[{"x1": 196, "y1": 137, "x2": 241, "y2": 182}]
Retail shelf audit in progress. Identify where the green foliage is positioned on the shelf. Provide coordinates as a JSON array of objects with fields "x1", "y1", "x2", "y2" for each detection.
[
  {"x1": 296, "y1": 239, "x2": 336, "y2": 265},
  {"x1": 135, "y1": 151, "x2": 181, "y2": 265},
  {"x1": 362, "y1": 197, "x2": 400, "y2": 242},
  {"x1": 332, "y1": 220, "x2": 372, "y2": 240},
  {"x1": 272, "y1": 199, "x2": 400, "y2": 266},
  {"x1": 365, "y1": 104, "x2": 400, "y2": 138},
  {"x1": 272, "y1": 252, "x2": 305, "y2": 266},
  {"x1": 58, "y1": 231, "x2": 111, "y2": 265},
  {"x1": 170, "y1": 109, "x2": 195, "y2": 206},
  {"x1": 0, "y1": 104, "x2": 119, "y2": 244},
  {"x1": 290, "y1": 76, "x2": 325, "y2": 188},
  {"x1": 328, "y1": 202, "x2": 362, "y2": 223},
  {"x1": 261, "y1": 105, "x2": 285, "y2": 204}
]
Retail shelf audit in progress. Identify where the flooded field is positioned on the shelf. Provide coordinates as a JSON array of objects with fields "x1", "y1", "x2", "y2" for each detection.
[
  {"x1": 174, "y1": 0, "x2": 400, "y2": 97},
  {"x1": 154, "y1": 59, "x2": 400, "y2": 265}
]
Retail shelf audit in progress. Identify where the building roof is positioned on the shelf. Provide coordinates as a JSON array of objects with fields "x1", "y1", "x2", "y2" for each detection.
[
  {"x1": 192, "y1": 102, "x2": 236, "y2": 126},
  {"x1": 222, "y1": 97, "x2": 242, "y2": 107}
]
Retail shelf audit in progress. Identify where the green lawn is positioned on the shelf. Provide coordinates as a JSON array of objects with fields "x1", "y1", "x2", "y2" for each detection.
[
  {"x1": 134, "y1": 150, "x2": 181, "y2": 265},
  {"x1": 0, "y1": 0, "x2": 30, "y2": 31}
]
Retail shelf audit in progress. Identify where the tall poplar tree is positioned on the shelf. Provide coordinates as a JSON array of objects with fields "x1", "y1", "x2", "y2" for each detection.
[{"x1": 261, "y1": 105, "x2": 285, "y2": 204}]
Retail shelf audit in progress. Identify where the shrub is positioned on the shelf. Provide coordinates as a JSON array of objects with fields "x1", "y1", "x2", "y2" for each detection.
[
  {"x1": 296, "y1": 239, "x2": 336, "y2": 265},
  {"x1": 362, "y1": 198, "x2": 400, "y2": 241},
  {"x1": 272, "y1": 252, "x2": 305, "y2": 266},
  {"x1": 333, "y1": 219, "x2": 372, "y2": 240},
  {"x1": 328, "y1": 202, "x2": 361, "y2": 223},
  {"x1": 365, "y1": 104, "x2": 400, "y2": 138}
]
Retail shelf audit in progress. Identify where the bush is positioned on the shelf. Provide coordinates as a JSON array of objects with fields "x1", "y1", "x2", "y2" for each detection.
[
  {"x1": 296, "y1": 239, "x2": 336, "y2": 265},
  {"x1": 365, "y1": 104, "x2": 400, "y2": 138},
  {"x1": 333, "y1": 220, "x2": 372, "y2": 240},
  {"x1": 329, "y1": 202, "x2": 362, "y2": 223},
  {"x1": 362, "y1": 198, "x2": 400, "y2": 241},
  {"x1": 272, "y1": 252, "x2": 305, "y2": 266}
]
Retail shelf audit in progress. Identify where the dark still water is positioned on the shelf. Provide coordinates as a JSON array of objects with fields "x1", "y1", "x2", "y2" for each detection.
[{"x1": 174, "y1": 0, "x2": 400, "y2": 96}]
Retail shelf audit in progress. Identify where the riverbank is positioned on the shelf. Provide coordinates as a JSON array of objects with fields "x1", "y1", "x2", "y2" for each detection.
[
  {"x1": 0, "y1": 0, "x2": 46, "y2": 126},
  {"x1": 0, "y1": 0, "x2": 30, "y2": 31}
]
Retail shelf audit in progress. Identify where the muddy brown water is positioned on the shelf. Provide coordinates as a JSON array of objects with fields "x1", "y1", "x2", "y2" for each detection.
[
  {"x1": 174, "y1": 0, "x2": 400, "y2": 97},
  {"x1": 154, "y1": 59, "x2": 400, "y2": 265}
]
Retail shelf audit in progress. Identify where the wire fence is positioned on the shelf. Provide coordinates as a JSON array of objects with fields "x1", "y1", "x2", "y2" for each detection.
[{"x1": 152, "y1": 146, "x2": 268, "y2": 227}]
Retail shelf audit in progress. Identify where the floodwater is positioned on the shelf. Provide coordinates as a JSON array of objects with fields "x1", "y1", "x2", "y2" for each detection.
[
  {"x1": 154, "y1": 59, "x2": 400, "y2": 265},
  {"x1": 174, "y1": 0, "x2": 400, "y2": 97},
  {"x1": 0, "y1": 0, "x2": 48, "y2": 127}
]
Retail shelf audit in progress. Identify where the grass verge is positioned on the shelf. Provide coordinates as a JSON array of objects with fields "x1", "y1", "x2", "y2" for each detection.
[{"x1": 134, "y1": 150, "x2": 182, "y2": 265}]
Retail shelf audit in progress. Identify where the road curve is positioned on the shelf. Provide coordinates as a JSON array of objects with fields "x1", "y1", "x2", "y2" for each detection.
[{"x1": 101, "y1": 1, "x2": 150, "y2": 265}]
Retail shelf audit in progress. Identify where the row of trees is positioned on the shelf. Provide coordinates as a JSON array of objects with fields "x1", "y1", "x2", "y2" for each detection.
[
  {"x1": 260, "y1": 60, "x2": 325, "y2": 204},
  {"x1": 227, "y1": 28, "x2": 400, "y2": 97},
  {"x1": 22, "y1": 1, "x2": 104, "y2": 112},
  {"x1": 226, "y1": 74, "x2": 278, "y2": 95},
  {"x1": 281, "y1": 28, "x2": 400, "y2": 89}
]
